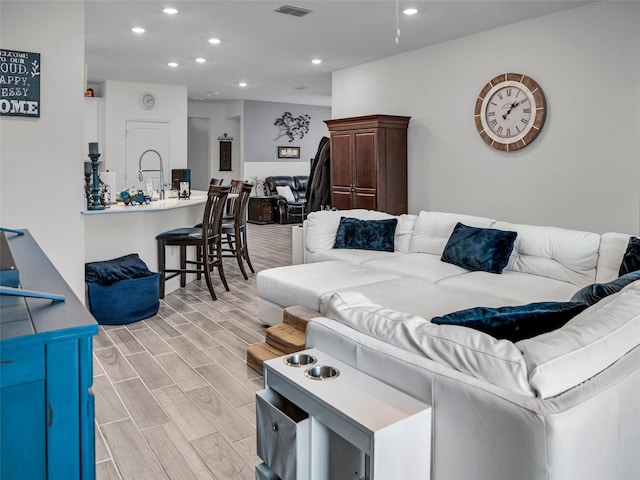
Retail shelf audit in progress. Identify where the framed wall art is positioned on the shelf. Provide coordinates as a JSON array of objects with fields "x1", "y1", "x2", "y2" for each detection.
[
  {"x1": 218, "y1": 133, "x2": 233, "y2": 171},
  {"x1": 0, "y1": 49, "x2": 41, "y2": 118},
  {"x1": 278, "y1": 146, "x2": 300, "y2": 159}
]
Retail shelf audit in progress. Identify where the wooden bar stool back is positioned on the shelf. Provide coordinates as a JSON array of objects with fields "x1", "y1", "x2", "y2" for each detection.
[
  {"x1": 156, "y1": 184, "x2": 230, "y2": 300},
  {"x1": 223, "y1": 179, "x2": 244, "y2": 219},
  {"x1": 221, "y1": 182, "x2": 255, "y2": 279}
]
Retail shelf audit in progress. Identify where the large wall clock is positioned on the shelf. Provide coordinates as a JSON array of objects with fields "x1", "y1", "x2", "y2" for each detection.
[{"x1": 474, "y1": 73, "x2": 546, "y2": 151}]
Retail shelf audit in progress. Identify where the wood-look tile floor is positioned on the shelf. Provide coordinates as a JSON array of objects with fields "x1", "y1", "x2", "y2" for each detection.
[{"x1": 94, "y1": 223, "x2": 294, "y2": 480}]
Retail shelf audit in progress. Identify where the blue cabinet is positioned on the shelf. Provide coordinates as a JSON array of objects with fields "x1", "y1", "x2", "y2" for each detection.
[{"x1": 0, "y1": 231, "x2": 98, "y2": 480}]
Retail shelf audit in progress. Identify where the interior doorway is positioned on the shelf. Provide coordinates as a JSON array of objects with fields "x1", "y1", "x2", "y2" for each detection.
[
  {"x1": 187, "y1": 117, "x2": 210, "y2": 191},
  {"x1": 125, "y1": 120, "x2": 171, "y2": 191}
]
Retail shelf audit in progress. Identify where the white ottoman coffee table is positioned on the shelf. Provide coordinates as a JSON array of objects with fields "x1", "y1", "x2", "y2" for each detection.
[{"x1": 257, "y1": 261, "x2": 403, "y2": 326}]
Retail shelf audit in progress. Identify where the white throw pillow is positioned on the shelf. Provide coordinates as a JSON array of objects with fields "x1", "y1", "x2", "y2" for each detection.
[
  {"x1": 276, "y1": 185, "x2": 296, "y2": 202},
  {"x1": 326, "y1": 291, "x2": 534, "y2": 396}
]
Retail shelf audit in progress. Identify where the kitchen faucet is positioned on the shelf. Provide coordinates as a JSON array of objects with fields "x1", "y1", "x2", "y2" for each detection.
[{"x1": 138, "y1": 149, "x2": 165, "y2": 200}]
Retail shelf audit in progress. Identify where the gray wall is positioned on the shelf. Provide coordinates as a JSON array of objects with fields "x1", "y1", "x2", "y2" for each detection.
[
  {"x1": 188, "y1": 99, "x2": 331, "y2": 185},
  {"x1": 0, "y1": 1, "x2": 86, "y2": 298},
  {"x1": 244, "y1": 100, "x2": 330, "y2": 164},
  {"x1": 332, "y1": 1, "x2": 640, "y2": 235}
]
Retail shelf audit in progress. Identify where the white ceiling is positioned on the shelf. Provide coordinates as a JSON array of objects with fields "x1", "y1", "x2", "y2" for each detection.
[{"x1": 85, "y1": 0, "x2": 591, "y2": 106}]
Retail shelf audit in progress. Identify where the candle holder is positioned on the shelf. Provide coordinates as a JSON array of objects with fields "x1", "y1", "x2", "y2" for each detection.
[
  {"x1": 87, "y1": 142, "x2": 105, "y2": 210},
  {"x1": 84, "y1": 161, "x2": 92, "y2": 191}
]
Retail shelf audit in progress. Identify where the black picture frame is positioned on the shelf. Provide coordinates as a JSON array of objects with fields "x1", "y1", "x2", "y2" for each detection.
[
  {"x1": 219, "y1": 141, "x2": 232, "y2": 171},
  {"x1": 278, "y1": 146, "x2": 300, "y2": 159}
]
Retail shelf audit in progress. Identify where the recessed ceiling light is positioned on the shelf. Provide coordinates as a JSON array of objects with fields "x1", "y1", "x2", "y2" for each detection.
[
  {"x1": 238, "y1": 82, "x2": 248, "y2": 87},
  {"x1": 403, "y1": 8, "x2": 418, "y2": 15},
  {"x1": 311, "y1": 58, "x2": 322, "y2": 65},
  {"x1": 206, "y1": 91, "x2": 220, "y2": 97},
  {"x1": 168, "y1": 62, "x2": 178, "y2": 67},
  {"x1": 131, "y1": 27, "x2": 145, "y2": 34},
  {"x1": 208, "y1": 38, "x2": 221, "y2": 45},
  {"x1": 163, "y1": 7, "x2": 178, "y2": 14},
  {"x1": 196, "y1": 57, "x2": 206, "y2": 63}
]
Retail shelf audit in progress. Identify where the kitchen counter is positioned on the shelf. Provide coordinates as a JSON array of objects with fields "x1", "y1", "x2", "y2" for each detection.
[
  {"x1": 83, "y1": 191, "x2": 208, "y2": 295},
  {"x1": 81, "y1": 191, "x2": 208, "y2": 215}
]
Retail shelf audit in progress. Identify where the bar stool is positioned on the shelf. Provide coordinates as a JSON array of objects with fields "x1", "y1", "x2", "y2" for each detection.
[
  {"x1": 156, "y1": 184, "x2": 230, "y2": 300},
  {"x1": 224, "y1": 179, "x2": 244, "y2": 219},
  {"x1": 221, "y1": 182, "x2": 255, "y2": 279},
  {"x1": 194, "y1": 179, "x2": 243, "y2": 278}
]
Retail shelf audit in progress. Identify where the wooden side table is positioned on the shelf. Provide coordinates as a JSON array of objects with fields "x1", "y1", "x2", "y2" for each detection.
[
  {"x1": 248, "y1": 196, "x2": 275, "y2": 224},
  {"x1": 257, "y1": 348, "x2": 432, "y2": 480}
]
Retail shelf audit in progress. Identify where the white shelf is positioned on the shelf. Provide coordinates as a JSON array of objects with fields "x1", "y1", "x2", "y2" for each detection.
[{"x1": 262, "y1": 348, "x2": 432, "y2": 480}]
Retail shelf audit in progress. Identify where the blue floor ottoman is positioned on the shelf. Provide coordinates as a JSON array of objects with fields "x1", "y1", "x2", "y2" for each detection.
[{"x1": 85, "y1": 253, "x2": 159, "y2": 325}]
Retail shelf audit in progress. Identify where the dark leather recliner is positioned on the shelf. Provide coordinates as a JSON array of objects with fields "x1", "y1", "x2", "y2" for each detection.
[{"x1": 264, "y1": 175, "x2": 308, "y2": 224}]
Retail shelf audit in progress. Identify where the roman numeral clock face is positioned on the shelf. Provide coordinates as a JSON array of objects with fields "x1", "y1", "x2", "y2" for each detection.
[{"x1": 474, "y1": 73, "x2": 546, "y2": 151}]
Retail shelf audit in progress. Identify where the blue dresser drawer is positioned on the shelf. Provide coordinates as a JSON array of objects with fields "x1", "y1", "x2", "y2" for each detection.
[{"x1": 0, "y1": 344, "x2": 44, "y2": 388}]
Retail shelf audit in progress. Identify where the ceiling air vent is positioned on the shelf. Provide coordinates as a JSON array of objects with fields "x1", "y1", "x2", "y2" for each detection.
[{"x1": 275, "y1": 5, "x2": 313, "y2": 17}]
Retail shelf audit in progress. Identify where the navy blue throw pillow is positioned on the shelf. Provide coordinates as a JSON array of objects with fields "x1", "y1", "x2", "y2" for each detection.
[
  {"x1": 441, "y1": 222, "x2": 517, "y2": 274},
  {"x1": 334, "y1": 217, "x2": 398, "y2": 252},
  {"x1": 431, "y1": 301, "x2": 589, "y2": 342},
  {"x1": 85, "y1": 253, "x2": 154, "y2": 286},
  {"x1": 570, "y1": 270, "x2": 640, "y2": 306},
  {"x1": 619, "y1": 236, "x2": 640, "y2": 276}
]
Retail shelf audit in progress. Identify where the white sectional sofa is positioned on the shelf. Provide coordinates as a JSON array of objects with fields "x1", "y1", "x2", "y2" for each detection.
[{"x1": 256, "y1": 209, "x2": 640, "y2": 480}]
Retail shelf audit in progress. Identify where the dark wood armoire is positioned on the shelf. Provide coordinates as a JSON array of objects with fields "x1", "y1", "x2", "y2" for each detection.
[{"x1": 324, "y1": 114, "x2": 410, "y2": 215}]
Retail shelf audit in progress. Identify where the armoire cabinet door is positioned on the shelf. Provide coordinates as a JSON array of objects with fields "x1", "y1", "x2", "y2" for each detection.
[
  {"x1": 326, "y1": 115, "x2": 410, "y2": 215},
  {"x1": 330, "y1": 132, "x2": 352, "y2": 191},
  {"x1": 353, "y1": 130, "x2": 377, "y2": 190},
  {"x1": 353, "y1": 129, "x2": 378, "y2": 209},
  {"x1": 332, "y1": 189, "x2": 353, "y2": 210}
]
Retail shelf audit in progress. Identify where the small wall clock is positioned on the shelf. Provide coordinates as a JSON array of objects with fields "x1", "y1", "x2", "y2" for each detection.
[
  {"x1": 139, "y1": 92, "x2": 157, "y2": 110},
  {"x1": 474, "y1": 73, "x2": 546, "y2": 151}
]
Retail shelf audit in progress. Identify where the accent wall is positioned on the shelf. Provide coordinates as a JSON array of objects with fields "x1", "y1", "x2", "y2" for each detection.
[{"x1": 243, "y1": 100, "x2": 331, "y2": 185}]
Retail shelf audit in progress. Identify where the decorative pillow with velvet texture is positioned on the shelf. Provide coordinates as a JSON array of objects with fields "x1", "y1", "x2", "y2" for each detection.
[
  {"x1": 276, "y1": 185, "x2": 296, "y2": 202},
  {"x1": 619, "y1": 236, "x2": 640, "y2": 276},
  {"x1": 431, "y1": 301, "x2": 589, "y2": 342},
  {"x1": 334, "y1": 217, "x2": 398, "y2": 252},
  {"x1": 85, "y1": 253, "x2": 155, "y2": 286},
  {"x1": 570, "y1": 270, "x2": 640, "y2": 305},
  {"x1": 441, "y1": 222, "x2": 517, "y2": 274}
]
